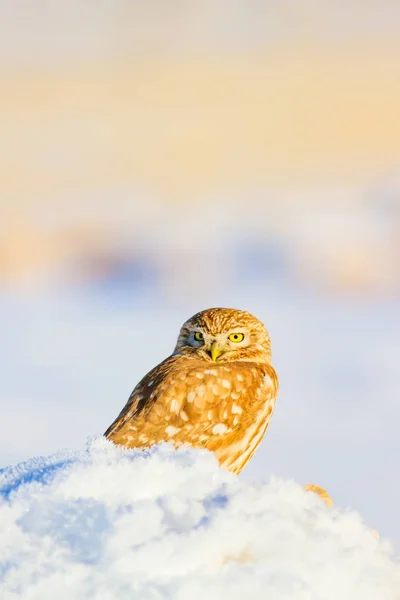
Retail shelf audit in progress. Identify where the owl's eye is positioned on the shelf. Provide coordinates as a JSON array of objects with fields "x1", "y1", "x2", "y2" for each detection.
[
  {"x1": 228, "y1": 333, "x2": 245, "y2": 343},
  {"x1": 194, "y1": 331, "x2": 204, "y2": 342}
]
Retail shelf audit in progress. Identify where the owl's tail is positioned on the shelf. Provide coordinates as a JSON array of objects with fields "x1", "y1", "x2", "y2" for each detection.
[
  {"x1": 304, "y1": 483, "x2": 379, "y2": 537},
  {"x1": 304, "y1": 483, "x2": 333, "y2": 507}
]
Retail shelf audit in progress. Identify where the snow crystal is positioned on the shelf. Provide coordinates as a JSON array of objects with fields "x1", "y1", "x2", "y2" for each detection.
[{"x1": 0, "y1": 438, "x2": 399, "y2": 600}]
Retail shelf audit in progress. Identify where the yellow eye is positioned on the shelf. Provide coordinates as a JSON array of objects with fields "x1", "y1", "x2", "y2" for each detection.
[
  {"x1": 228, "y1": 333, "x2": 244, "y2": 343},
  {"x1": 194, "y1": 331, "x2": 204, "y2": 342}
]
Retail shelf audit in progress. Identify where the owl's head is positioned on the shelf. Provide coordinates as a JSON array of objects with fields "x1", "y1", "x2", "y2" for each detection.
[{"x1": 174, "y1": 307, "x2": 271, "y2": 363}]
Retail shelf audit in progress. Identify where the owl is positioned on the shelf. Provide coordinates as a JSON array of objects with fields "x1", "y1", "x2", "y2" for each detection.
[{"x1": 105, "y1": 307, "x2": 279, "y2": 474}]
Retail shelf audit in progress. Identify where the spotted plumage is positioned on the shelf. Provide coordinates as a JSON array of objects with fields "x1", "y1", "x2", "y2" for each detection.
[{"x1": 105, "y1": 307, "x2": 279, "y2": 474}]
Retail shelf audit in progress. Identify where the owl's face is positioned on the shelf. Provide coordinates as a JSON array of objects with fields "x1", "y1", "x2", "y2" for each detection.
[{"x1": 175, "y1": 307, "x2": 271, "y2": 363}]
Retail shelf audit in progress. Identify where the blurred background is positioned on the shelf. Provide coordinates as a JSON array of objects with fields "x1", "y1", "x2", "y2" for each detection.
[{"x1": 1, "y1": 1, "x2": 399, "y2": 548}]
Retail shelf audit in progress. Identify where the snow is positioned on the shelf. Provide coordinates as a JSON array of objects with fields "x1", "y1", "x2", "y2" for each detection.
[
  {"x1": 1, "y1": 438, "x2": 399, "y2": 600},
  {"x1": 1, "y1": 288, "x2": 399, "y2": 548}
]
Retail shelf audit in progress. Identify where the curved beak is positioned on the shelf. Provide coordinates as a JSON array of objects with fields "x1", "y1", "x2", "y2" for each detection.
[{"x1": 210, "y1": 341, "x2": 223, "y2": 361}]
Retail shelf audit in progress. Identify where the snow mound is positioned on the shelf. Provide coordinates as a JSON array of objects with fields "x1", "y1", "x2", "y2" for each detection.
[{"x1": 0, "y1": 439, "x2": 399, "y2": 600}]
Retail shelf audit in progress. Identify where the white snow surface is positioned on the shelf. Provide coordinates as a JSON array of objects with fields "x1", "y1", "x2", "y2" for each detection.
[{"x1": 0, "y1": 439, "x2": 399, "y2": 600}]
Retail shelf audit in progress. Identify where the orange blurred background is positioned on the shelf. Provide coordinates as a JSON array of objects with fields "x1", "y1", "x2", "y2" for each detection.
[{"x1": 1, "y1": 0, "x2": 399, "y2": 294}]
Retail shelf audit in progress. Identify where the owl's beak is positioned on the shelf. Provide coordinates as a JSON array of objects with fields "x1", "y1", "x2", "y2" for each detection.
[{"x1": 210, "y1": 341, "x2": 223, "y2": 361}]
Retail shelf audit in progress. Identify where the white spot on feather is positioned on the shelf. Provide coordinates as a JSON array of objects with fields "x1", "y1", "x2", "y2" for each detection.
[
  {"x1": 166, "y1": 426, "x2": 180, "y2": 437},
  {"x1": 263, "y1": 374, "x2": 272, "y2": 387},
  {"x1": 212, "y1": 423, "x2": 228, "y2": 435},
  {"x1": 170, "y1": 399, "x2": 180, "y2": 414},
  {"x1": 196, "y1": 384, "x2": 206, "y2": 397},
  {"x1": 222, "y1": 379, "x2": 230, "y2": 389},
  {"x1": 187, "y1": 391, "x2": 196, "y2": 403},
  {"x1": 232, "y1": 403, "x2": 243, "y2": 414}
]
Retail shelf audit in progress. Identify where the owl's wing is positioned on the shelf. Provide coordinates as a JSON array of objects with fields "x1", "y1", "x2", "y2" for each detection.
[
  {"x1": 103, "y1": 355, "x2": 177, "y2": 440},
  {"x1": 103, "y1": 386, "x2": 143, "y2": 439}
]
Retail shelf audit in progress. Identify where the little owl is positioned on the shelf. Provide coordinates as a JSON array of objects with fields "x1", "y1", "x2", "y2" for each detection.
[{"x1": 105, "y1": 307, "x2": 279, "y2": 474}]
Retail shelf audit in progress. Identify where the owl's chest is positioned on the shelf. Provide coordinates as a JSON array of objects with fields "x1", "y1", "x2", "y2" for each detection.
[
  {"x1": 162, "y1": 363, "x2": 273, "y2": 432},
  {"x1": 195, "y1": 360, "x2": 256, "y2": 392},
  {"x1": 176, "y1": 364, "x2": 276, "y2": 466}
]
